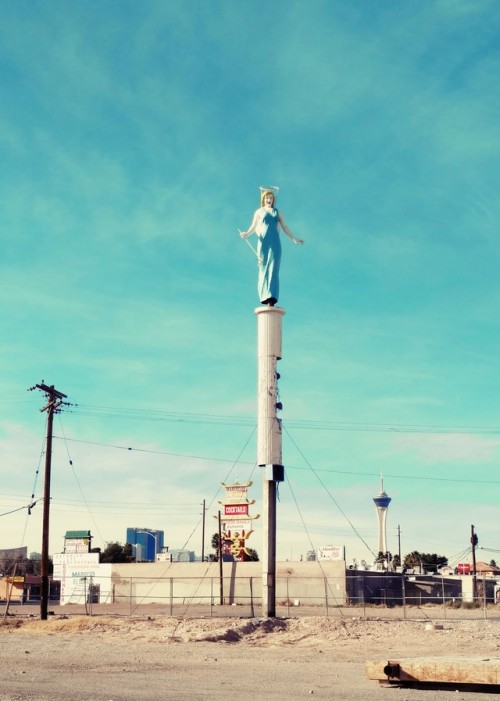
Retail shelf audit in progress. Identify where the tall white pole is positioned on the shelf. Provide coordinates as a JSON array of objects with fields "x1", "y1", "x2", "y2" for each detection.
[{"x1": 255, "y1": 306, "x2": 285, "y2": 617}]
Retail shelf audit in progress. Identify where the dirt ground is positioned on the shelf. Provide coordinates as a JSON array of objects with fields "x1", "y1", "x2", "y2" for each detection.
[{"x1": 1, "y1": 611, "x2": 500, "y2": 701}]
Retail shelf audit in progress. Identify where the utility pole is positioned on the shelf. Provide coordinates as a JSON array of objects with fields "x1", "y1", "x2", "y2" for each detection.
[
  {"x1": 397, "y1": 524, "x2": 401, "y2": 564},
  {"x1": 29, "y1": 382, "x2": 67, "y2": 620},
  {"x1": 201, "y1": 499, "x2": 206, "y2": 562},
  {"x1": 471, "y1": 524, "x2": 478, "y2": 601},
  {"x1": 218, "y1": 510, "x2": 223, "y2": 605}
]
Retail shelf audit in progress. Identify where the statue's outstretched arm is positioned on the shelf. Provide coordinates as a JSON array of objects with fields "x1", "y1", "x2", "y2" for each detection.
[
  {"x1": 239, "y1": 210, "x2": 260, "y2": 238},
  {"x1": 278, "y1": 212, "x2": 304, "y2": 245}
]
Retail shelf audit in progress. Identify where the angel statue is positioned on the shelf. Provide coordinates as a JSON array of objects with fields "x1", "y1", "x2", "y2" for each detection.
[{"x1": 239, "y1": 186, "x2": 304, "y2": 306}]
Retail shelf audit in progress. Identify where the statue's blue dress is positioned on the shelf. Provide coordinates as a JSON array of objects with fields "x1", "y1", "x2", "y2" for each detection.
[{"x1": 256, "y1": 207, "x2": 282, "y2": 303}]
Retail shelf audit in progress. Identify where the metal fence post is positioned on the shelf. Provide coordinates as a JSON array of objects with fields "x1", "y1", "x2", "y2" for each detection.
[{"x1": 483, "y1": 577, "x2": 488, "y2": 621}]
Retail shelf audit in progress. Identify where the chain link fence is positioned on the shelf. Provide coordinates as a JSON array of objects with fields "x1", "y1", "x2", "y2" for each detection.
[{"x1": 6, "y1": 573, "x2": 500, "y2": 620}]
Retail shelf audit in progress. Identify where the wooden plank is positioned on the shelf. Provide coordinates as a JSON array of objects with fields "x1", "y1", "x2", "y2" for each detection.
[{"x1": 365, "y1": 657, "x2": 500, "y2": 685}]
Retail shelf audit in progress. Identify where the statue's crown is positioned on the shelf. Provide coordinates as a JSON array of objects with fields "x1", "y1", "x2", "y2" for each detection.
[{"x1": 259, "y1": 185, "x2": 280, "y2": 202}]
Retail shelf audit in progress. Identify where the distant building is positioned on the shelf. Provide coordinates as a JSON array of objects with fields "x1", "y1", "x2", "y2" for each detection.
[
  {"x1": 126, "y1": 527, "x2": 164, "y2": 562},
  {"x1": 475, "y1": 561, "x2": 500, "y2": 577},
  {"x1": 438, "y1": 565, "x2": 455, "y2": 576},
  {"x1": 167, "y1": 549, "x2": 195, "y2": 563}
]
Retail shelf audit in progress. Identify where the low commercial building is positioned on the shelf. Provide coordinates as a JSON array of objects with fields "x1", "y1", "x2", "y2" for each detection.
[{"x1": 110, "y1": 559, "x2": 346, "y2": 607}]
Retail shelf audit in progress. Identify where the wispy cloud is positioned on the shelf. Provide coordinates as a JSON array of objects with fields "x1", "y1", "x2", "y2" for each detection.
[
  {"x1": 1, "y1": 2, "x2": 499, "y2": 564},
  {"x1": 393, "y1": 433, "x2": 500, "y2": 464}
]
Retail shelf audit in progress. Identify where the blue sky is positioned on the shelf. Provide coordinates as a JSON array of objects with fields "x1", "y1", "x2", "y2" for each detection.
[{"x1": 2, "y1": 0, "x2": 500, "y2": 566}]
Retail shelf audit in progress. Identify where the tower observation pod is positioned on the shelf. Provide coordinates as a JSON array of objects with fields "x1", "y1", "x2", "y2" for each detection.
[
  {"x1": 255, "y1": 305, "x2": 285, "y2": 617},
  {"x1": 373, "y1": 481, "x2": 391, "y2": 555}
]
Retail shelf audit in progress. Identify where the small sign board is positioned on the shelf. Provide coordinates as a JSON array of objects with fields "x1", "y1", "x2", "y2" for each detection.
[
  {"x1": 224, "y1": 504, "x2": 249, "y2": 516},
  {"x1": 317, "y1": 545, "x2": 345, "y2": 561},
  {"x1": 64, "y1": 538, "x2": 90, "y2": 554}
]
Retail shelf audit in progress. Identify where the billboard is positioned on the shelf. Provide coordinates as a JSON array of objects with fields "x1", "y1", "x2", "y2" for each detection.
[
  {"x1": 0, "y1": 546, "x2": 28, "y2": 562},
  {"x1": 53, "y1": 553, "x2": 112, "y2": 605},
  {"x1": 64, "y1": 538, "x2": 90, "y2": 554},
  {"x1": 317, "y1": 545, "x2": 345, "y2": 561}
]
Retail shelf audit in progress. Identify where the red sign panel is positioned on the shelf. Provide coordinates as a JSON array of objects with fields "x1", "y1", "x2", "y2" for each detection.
[
  {"x1": 457, "y1": 563, "x2": 471, "y2": 574},
  {"x1": 224, "y1": 504, "x2": 249, "y2": 516}
]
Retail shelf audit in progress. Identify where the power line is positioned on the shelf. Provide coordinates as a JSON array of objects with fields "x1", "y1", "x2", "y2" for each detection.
[
  {"x1": 284, "y1": 426, "x2": 377, "y2": 559},
  {"x1": 291, "y1": 466, "x2": 500, "y2": 485},
  {"x1": 0, "y1": 498, "x2": 42, "y2": 518},
  {"x1": 53, "y1": 435, "x2": 249, "y2": 463},
  {"x1": 63, "y1": 404, "x2": 500, "y2": 435},
  {"x1": 52, "y1": 435, "x2": 500, "y2": 485},
  {"x1": 285, "y1": 471, "x2": 345, "y2": 612},
  {"x1": 58, "y1": 414, "x2": 107, "y2": 545},
  {"x1": 0, "y1": 492, "x2": 198, "y2": 508}
]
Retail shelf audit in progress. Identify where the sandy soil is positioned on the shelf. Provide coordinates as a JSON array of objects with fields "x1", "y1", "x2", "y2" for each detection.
[{"x1": 1, "y1": 613, "x2": 500, "y2": 700}]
